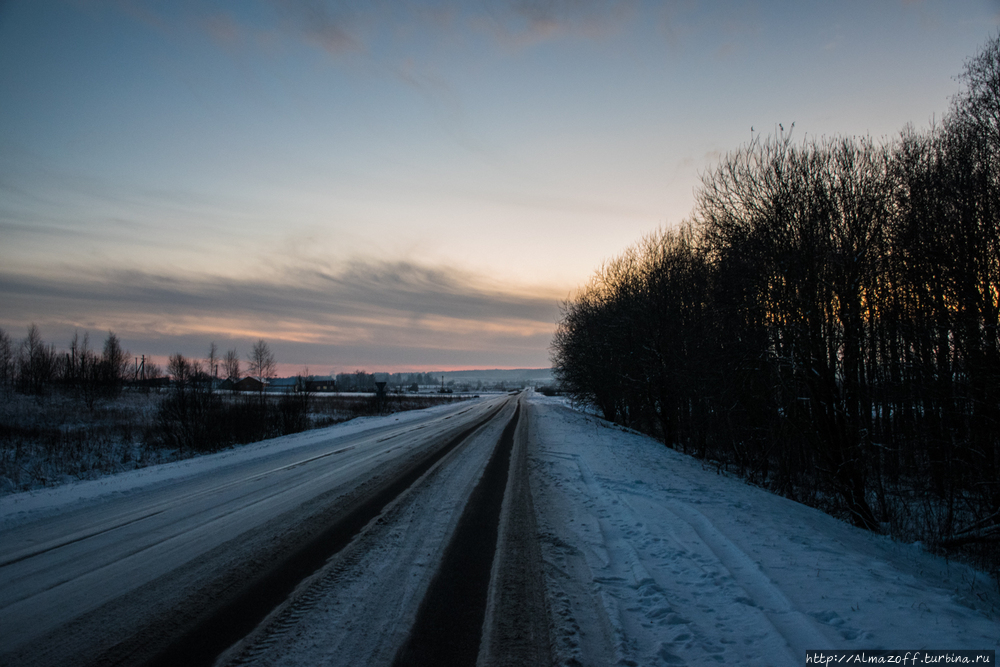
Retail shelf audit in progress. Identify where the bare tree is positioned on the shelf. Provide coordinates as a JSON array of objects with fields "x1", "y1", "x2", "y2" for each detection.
[
  {"x1": 168, "y1": 353, "x2": 192, "y2": 387},
  {"x1": 0, "y1": 327, "x2": 13, "y2": 394},
  {"x1": 223, "y1": 348, "x2": 241, "y2": 382},
  {"x1": 19, "y1": 324, "x2": 56, "y2": 396},
  {"x1": 100, "y1": 331, "x2": 129, "y2": 396},
  {"x1": 206, "y1": 342, "x2": 219, "y2": 380},
  {"x1": 248, "y1": 339, "x2": 276, "y2": 386}
]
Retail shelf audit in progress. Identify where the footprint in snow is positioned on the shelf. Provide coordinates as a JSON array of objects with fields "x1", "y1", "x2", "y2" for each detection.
[
  {"x1": 810, "y1": 610, "x2": 871, "y2": 641},
  {"x1": 655, "y1": 643, "x2": 687, "y2": 665}
]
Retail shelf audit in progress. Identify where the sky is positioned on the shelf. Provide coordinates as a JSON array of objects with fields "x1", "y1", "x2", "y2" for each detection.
[{"x1": 1, "y1": 0, "x2": 998, "y2": 375}]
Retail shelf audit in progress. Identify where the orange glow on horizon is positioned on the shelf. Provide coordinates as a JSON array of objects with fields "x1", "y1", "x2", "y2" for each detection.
[{"x1": 137, "y1": 358, "x2": 549, "y2": 379}]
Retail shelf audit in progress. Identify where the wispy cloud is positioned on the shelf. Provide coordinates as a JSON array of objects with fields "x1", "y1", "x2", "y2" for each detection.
[
  {"x1": 269, "y1": 0, "x2": 366, "y2": 55},
  {"x1": 0, "y1": 259, "x2": 561, "y2": 369},
  {"x1": 0, "y1": 259, "x2": 558, "y2": 325},
  {"x1": 102, "y1": 0, "x2": 643, "y2": 58},
  {"x1": 483, "y1": 0, "x2": 639, "y2": 47}
]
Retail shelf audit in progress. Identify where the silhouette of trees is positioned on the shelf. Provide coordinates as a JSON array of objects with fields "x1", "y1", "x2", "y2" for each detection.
[
  {"x1": 155, "y1": 344, "x2": 310, "y2": 453},
  {"x1": 552, "y1": 35, "x2": 1000, "y2": 564},
  {"x1": 248, "y1": 339, "x2": 276, "y2": 386},
  {"x1": 168, "y1": 353, "x2": 193, "y2": 387},
  {"x1": 206, "y1": 342, "x2": 219, "y2": 381},
  {"x1": 0, "y1": 328, "x2": 14, "y2": 394},
  {"x1": 18, "y1": 324, "x2": 57, "y2": 397},
  {"x1": 99, "y1": 331, "x2": 129, "y2": 397},
  {"x1": 223, "y1": 348, "x2": 241, "y2": 382}
]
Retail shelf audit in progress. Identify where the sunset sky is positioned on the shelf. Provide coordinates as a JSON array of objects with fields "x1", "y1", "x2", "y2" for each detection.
[{"x1": 1, "y1": 1, "x2": 998, "y2": 374}]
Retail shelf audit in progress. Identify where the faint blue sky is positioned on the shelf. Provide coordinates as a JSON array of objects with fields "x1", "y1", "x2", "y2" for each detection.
[{"x1": 1, "y1": 0, "x2": 997, "y2": 372}]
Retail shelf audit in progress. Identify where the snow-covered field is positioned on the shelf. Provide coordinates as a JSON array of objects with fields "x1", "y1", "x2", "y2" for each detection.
[{"x1": 528, "y1": 395, "x2": 999, "y2": 666}]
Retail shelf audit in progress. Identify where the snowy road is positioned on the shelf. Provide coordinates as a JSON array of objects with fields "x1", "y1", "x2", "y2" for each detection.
[
  {"x1": 0, "y1": 395, "x2": 515, "y2": 667},
  {"x1": 1, "y1": 393, "x2": 997, "y2": 667}
]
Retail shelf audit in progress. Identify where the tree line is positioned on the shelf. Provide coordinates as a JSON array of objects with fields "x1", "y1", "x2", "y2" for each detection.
[
  {"x1": 0, "y1": 325, "x2": 135, "y2": 404},
  {"x1": 166, "y1": 339, "x2": 277, "y2": 390},
  {"x1": 0, "y1": 325, "x2": 281, "y2": 401},
  {"x1": 552, "y1": 35, "x2": 1000, "y2": 569}
]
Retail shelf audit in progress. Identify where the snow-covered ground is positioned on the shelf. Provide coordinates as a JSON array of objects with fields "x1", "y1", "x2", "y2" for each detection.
[
  {"x1": 218, "y1": 398, "x2": 521, "y2": 666},
  {"x1": 2, "y1": 392, "x2": 997, "y2": 667},
  {"x1": 0, "y1": 397, "x2": 505, "y2": 667},
  {"x1": 528, "y1": 395, "x2": 999, "y2": 666},
  {"x1": 0, "y1": 400, "x2": 462, "y2": 529}
]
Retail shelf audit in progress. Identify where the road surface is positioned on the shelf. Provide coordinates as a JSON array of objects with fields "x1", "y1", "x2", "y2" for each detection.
[{"x1": 0, "y1": 394, "x2": 543, "y2": 667}]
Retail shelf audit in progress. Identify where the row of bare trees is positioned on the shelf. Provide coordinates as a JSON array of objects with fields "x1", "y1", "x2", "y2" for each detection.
[
  {"x1": 165, "y1": 339, "x2": 275, "y2": 389},
  {"x1": 553, "y1": 36, "x2": 1000, "y2": 568},
  {"x1": 156, "y1": 339, "x2": 307, "y2": 453},
  {"x1": 0, "y1": 325, "x2": 134, "y2": 403},
  {"x1": 0, "y1": 325, "x2": 280, "y2": 403}
]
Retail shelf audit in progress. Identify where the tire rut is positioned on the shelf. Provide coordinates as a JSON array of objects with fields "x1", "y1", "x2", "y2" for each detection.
[
  {"x1": 137, "y1": 401, "x2": 507, "y2": 667},
  {"x1": 392, "y1": 402, "x2": 522, "y2": 667}
]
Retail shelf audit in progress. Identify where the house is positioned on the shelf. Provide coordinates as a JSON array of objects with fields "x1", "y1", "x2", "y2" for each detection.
[
  {"x1": 306, "y1": 376, "x2": 336, "y2": 392},
  {"x1": 268, "y1": 377, "x2": 299, "y2": 393},
  {"x1": 233, "y1": 377, "x2": 264, "y2": 392}
]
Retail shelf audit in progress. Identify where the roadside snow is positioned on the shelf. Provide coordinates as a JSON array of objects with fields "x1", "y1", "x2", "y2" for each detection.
[
  {"x1": 528, "y1": 395, "x2": 1000, "y2": 666},
  {"x1": 0, "y1": 400, "x2": 466, "y2": 530},
  {"x1": 5, "y1": 393, "x2": 995, "y2": 667}
]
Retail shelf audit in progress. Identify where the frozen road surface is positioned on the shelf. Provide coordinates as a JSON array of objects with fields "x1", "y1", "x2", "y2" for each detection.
[{"x1": 1, "y1": 392, "x2": 998, "y2": 666}]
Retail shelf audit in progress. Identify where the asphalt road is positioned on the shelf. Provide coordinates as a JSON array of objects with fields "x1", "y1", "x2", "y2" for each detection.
[{"x1": 0, "y1": 395, "x2": 524, "y2": 667}]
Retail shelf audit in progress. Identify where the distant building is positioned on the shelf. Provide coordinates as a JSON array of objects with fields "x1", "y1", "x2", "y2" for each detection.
[
  {"x1": 306, "y1": 377, "x2": 335, "y2": 392},
  {"x1": 268, "y1": 377, "x2": 298, "y2": 393},
  {"x1": 234, "y1": 377, "x2": 264, "y2": 392}
]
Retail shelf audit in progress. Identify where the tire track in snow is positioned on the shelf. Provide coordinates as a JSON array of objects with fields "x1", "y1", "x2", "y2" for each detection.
[
  {"x1": 661, "y1": 500, "x2": 833, "y2": 660},
  {"x1": 530, "y1": 403, "x2": 835, "y2": 666},
  {"x1": 392, "y1": 402, "x2": 521, "y2": 667},
  {"x1": 217, "y1": 397, "x2": 533, "y2": 667},
  {"x1": 218, "y1": 405, "x2": 512, "y2": 667},
  {"x1": 583, "y1": 453, "x2": 834, "y2": 665},
  {"x1": 566, "y1": 451, "x2": 678, "y2": 666},
  {"x1": 559, "y1": 450, "x2": 736, "y2": 666},
  {"x1": 143, "y1": 402, "x2": 508, "y2": 667}
]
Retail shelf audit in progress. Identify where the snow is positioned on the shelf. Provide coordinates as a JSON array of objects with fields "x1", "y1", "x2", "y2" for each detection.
[
  {"x1": 528, "y1": 395, "x2": 999, "y2": 666},
  {"x1": 219, "y1": 399, "x2": 521, "y2": 666},
  {"x1": 0, "y1": 397, "x2": 504, "y2": 667},
  {"x1": 0, "y1": 399, "x2": 464, "y2": 530},
  {"x1": 2, "y1": 392, "x2": 997, "y2": 667}
]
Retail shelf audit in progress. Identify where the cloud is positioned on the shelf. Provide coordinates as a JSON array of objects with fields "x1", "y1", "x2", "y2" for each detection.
[
  {"x1": 483, "y1": 0, "x2": 639, "y2": 47},
  {"x1": 0, "y1": 259, "x2": 558, "y2": 325},
  {"x1": 0, "y1": 259, "x2": 561, "y2": 368},
  {"x1": 103, "y1": 0, "x2": 642, "y2": 59},
  {"x1": 269, "y1": 0, "x2": 366, "y2": 55}
]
